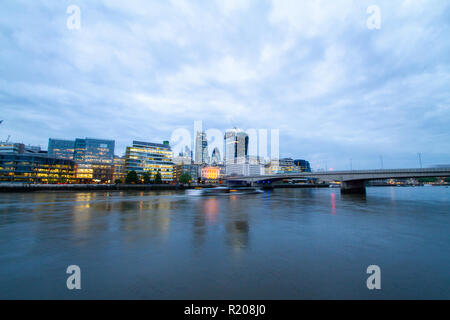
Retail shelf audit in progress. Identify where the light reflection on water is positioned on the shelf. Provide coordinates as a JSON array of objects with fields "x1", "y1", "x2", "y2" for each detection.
[{"x1": 0, "y1": 187, "x2": 449, "y2": 299}]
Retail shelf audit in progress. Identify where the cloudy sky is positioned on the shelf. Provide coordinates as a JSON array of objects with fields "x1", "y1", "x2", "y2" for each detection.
[{"x1": 1, "y1": 0, "x2": 449, "y2": 170}]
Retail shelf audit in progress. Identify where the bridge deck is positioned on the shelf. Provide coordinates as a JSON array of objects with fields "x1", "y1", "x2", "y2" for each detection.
[{"x1": 227, "y1": 168, "x2": 450, "y2": 183}]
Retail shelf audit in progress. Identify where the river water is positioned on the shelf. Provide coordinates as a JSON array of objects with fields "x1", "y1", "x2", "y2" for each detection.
[{"x1": 0, "y1": 187, "x2": 449, "y2": 299}]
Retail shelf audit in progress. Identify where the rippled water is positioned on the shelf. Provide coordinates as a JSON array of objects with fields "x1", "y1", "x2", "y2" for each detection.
[{"x1": 0, "y1": 187, "x2": 449, "y2": 299}]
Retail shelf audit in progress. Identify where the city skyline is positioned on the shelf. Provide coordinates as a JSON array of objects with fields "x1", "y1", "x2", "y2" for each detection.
[{"x1": 1, "y1": 1, "x2": 450, "y2": 170}]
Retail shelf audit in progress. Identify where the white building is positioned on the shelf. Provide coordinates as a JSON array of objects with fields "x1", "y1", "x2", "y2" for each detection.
[
  {"x1": 194, "y1": 131, "x2": 209, "y2": 164},
  {"x1": 224, "y1": 128, "x2": 248, "y2": 164}
]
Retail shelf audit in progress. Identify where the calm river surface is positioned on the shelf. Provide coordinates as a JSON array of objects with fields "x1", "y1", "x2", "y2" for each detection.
[{"x1": 0, "y1": 187, "x2": 449, "y2": 299}]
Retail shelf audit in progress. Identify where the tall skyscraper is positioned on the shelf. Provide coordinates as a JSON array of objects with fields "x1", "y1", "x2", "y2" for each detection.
[
  {"x1": 211, "y1": 147, "x2": 221, "y2": 165},
  {"x1": 224, "y1": 128, "x2": 248, "y2": 164},
  {"x1": 195, "y1": 131, "x2": 209, "y2": 164}
]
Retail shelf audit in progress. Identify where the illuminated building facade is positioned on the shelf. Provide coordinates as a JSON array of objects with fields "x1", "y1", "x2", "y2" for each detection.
[
  {"x1": 125, "y1": 141, "x2": 174, "y2": 182},
  {"x1": 0, "y1": 154, "x2": 75, "y2": 183},
  {"x1": 70, "y1": 138, "x2": 115, "y2": 183},
  {"x1": 267, "y1": 158, "x2": 309, "y2": 174},
  {"x1": 75, "y1": 163, "x2": 113, "y2": 183},
  {"x1": 0, "y1": 142, "x2": 25, "y2": 154},
  {"x1": 73, "y1": 138, "x2": 115, "y2": 164},
  {"x1": 112, "y1": 156, "x2": 126, "y2": 183},
  {"x1": 48, "y1": 139, "x2": 75, "y2": 160},
  {"x1": 200, "y1": 166, "x2": 221, "y2": 183},
  {"x1": 279, "y1": 158, "x2": 297, "y2": 173}
]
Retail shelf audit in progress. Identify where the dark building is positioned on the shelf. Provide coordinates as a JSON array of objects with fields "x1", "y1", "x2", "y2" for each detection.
[{"x1": 293, "y1": 159, "x2": 311, "y2": 172}]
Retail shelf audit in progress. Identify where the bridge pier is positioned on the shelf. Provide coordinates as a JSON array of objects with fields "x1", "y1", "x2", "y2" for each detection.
[{"x1": 340, "y1": 180, "x2": 366, "y2": 194}]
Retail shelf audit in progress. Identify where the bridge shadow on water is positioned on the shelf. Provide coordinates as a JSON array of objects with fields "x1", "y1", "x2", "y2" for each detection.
[{"x1": 339, "y1": 193, "x2": 367, "y2": 203}]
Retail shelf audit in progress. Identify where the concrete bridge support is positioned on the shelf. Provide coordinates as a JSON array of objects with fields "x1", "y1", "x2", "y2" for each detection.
[{"x1": 340, "y1": 180, "x2": 366, "y2": 194}]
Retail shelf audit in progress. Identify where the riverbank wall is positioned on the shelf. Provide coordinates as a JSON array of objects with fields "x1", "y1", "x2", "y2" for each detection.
[
  {"x1": 0, "y1": 183, "x2": 332, "y2": 192},
  {"x1": 0, "y1": 183, "x2": 190, "y2": 192}
]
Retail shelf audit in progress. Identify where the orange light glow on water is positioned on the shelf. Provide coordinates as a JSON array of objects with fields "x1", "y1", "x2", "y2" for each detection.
[
  {"x1": 331, "y1": 192, "x2": 336, "y2": 215},
  {"x1": 204, "y1": 198, "x2": 219, "y2": 223}
]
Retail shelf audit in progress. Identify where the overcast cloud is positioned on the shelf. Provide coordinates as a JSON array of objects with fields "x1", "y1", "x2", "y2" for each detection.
[{"x1": 1, "y1": 0, "x2": 450, "y2": 169}]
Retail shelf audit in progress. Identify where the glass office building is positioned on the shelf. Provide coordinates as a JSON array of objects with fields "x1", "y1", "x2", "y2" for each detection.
[
  {"x1": 0, "y1": 153, "x2": 75, "y2": 183},
  {"x1": 0, "y1": 142, "x2": 25, "y2": 154},
  {"x1": 125, "y1": 141, "x2": 174, "y2": 182},
  {"x1": 293, "y1": 159, "x2": 312, "y2": 172},
  {"x1": 48, "y1": 139, "x2": 75, "y2": 160},
  {"x1": 224, "y1": 128, "x2": 249, "y2": 164},
  {"x1": 112, "y1": 156, "x2": 126, "y2": 183},
  {"x1": 194, "y1": 131, "x2": 209, "y2": 164},
  {"x1": 75, "y1": 163, "x2": 114, "y2": 183},
  {"x1": 74, "y1": 138, "x2": 115, "y2": 164}
]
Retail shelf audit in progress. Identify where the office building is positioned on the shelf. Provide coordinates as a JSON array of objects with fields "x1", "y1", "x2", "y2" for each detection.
[
  {"x1": 267, "y1": 158, "x2": 299, "y2": 174},
  {"x1": 225, "y1": 162, "x2": 264, "y2": 176},
  {"x1": 195, "y1": 131, "x2": 209, "y2": 164},
  {"x1": 211, "y1": 147, "x2": 222, "y2": 165},
  {"x1": 225, "y1": 156, "x2": 263, "y2": 176},
  {"x1": 224, "y1": 128, "x2": 248, "y2": 164},
  {"x1": 200, "y1": 166, "x2": 221, "y2": 183},
  {"x1": 0, "y1": 142, "x2": 25, "y2": 154},
  {"x1": 0, "y1": 153, "x2": 75, "y2": 183},
  {"x1": 173, "y1": 146, "x2": 192, "y2": 165},
  {"x1": 24, "y1": 145, "x2": 43, "y2": 154},
  {"x1": 112, "y1": 156, "x2": 126, "y2": 183},
  {"x1": 74, "y1": 138, "x2": 115, "y2": 164},
  {"x1": 294, "y1": 159, "x2": 311, "y2": 172},
  {"x1": 75, "y1": 163, "x2": 114, "y2": 183},
  {"x1": 174, "y1": 163, "x2": 199, "y2": 183},
  {"x1": 125, "y1": 141, "x2": 174, "y2": 182},
  {"x1": 48, "y1": 139, "x2": 75, "y2": 160}
]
